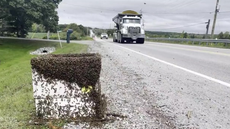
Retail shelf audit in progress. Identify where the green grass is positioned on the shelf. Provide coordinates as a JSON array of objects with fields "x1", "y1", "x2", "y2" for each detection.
[
  {"x1": 27, "y1": 32, "x2": 62, "y2": 39},
  {"x1": 147, "y1": 39, "x2": 230, "y2": 49},
  {"x1": 0, "y1": 39, "x2": 88, "y2": 128},
  {"x1": 27, "y1": 33, "x2": 47, "y2": 39},
  {"x1": 78, "y1": 36, "x2": 93, "y2": 41},
  {"x1": 27, "y1": 32, "x2": 93, "y2": 41}
]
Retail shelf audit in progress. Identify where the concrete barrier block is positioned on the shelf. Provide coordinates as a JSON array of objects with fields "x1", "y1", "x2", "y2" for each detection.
[{"x1": 31, "y1": 53, "x2": 101, "y2": 119}]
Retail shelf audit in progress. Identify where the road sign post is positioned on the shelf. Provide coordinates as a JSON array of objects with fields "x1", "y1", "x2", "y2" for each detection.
[{"x1": 57, "y1": 30, "x2": 62, "y2": 48}]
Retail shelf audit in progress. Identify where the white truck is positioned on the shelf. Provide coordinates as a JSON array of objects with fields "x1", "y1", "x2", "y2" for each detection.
[{"x1": 112, "y1": 10, "x2": 145, "y2": 44}]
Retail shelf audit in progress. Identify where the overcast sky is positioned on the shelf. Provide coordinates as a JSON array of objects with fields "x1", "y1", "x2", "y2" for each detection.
[{"x1": 57, "y1": 0, "x2": 230, "y2": 34}]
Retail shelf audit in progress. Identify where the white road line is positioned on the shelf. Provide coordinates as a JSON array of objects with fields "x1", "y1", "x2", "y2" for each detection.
[
  {"x1": 116, "y1": 44, "x2": 230, "y2": 88},
  {"x1": 146, "y1": 43, "x2": 230, "y2": 57}
]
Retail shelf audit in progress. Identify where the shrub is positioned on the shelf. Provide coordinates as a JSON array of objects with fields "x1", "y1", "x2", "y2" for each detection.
[{"x1": 70, "y1": 31, "x2": 81, "y2": 40}]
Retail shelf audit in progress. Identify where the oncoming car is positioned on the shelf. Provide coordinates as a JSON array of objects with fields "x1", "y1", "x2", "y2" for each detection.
[{"x1": 101, "y1": 33, "x2": 108, "y2": 39}]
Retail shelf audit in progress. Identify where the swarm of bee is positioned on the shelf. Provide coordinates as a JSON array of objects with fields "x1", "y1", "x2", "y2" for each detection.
[
  {"x1": 31, "y1": 53, "x2": 101, "y2": 89},
  {"x1": 31, "y1": 53, "x2": 104, "y2": 119}
]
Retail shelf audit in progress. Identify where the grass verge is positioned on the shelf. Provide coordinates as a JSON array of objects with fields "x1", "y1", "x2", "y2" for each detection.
[
  {"x1": 27, "y1": 33, "x2": 47, "y2": 39},
  {"x1": 0, "y1": 38, "x2": 88, "y2": 129},
  {"x1": 147, "y1": 39, "x2": 230, "y2": 49},
  {"x1": 27, "y1": 32, "x2": 93, "y2": 41}
]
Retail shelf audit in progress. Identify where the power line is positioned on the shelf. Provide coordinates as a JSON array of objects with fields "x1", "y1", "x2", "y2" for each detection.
[
  {"x1": 217, "y1": 18, "x2": 230, "y2": 21},
  {"x1": 144, "y1": 11, "x2": 214, "y2": 15},
  {"x1": 61, "y1": 3, "x2": 216, "y2": 16},
  {"x1": 60, "y1": 1, "x2": 230, "y2": 16},
  {"x1": 160, "y1": 0, "x2": 193, "y2": 12},
  {"x1": 220, "y1": 11, "x2": 230, "y2": 13},
  {"x1": 152, "y1": 22, "x2": 205, "y2": 30},
  {"x1": 159, "y1": 0, "x2": 201, "y2": 13},
  {"x1": 167, "y1": 0, "x2": 201, "y2": 13},
  {"x1": 61, "y1": 3, "x2": 119, "y2": 13},
  {"x1": 59, "y1": 1, "x2": 229, "y2": 32}
]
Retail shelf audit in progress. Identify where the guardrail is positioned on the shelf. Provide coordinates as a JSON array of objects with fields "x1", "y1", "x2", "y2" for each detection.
[{"x1": 146, "y1": 38, "x2": 230, "y2": 46}]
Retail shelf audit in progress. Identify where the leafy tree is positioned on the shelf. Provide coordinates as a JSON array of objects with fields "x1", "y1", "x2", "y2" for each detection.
[
  {"x1": 224, "y1": 31, "x2": 230, "y2": 39},
  {"x1": 0, "y1": 0, "x2": 62, "y2": 37},
  {"x1": 183, "y1": 32, "x2": 188, "y2": 38},
  {"x1": 180, "y1": 31, "x2": 184, "y2": 38},
  {"x1": 218, "y1": 32, "x2": 224, "y2": 39},
  {"x1": 164, "y1": 34, "x2": 170, "y2": 38},
  {"x1": 191, "y1": 34, "x2": 196, "y2": 39},
  {"x1": 78, "y1": 25, "x2": 87, "y2": 36},
  {"x1": 31, "y1": 23, "x2": 45, "y2": 33},
  {"x1": 107, "y1": 29, "x2": 115, "y2": 37},
  {"x1": 31, "y1": 23, "x2": 37, "y2": 32},
  {"x1": 58, "y1": 24, "x2": 68, "y2": 32},
  {"x1": 63, "y1": 23, "x2": 81, "y2": 32},
  {"x1": 70, "y1": 31, "x2": 81, "y2": 40},
  {"x1": 61, "y1": 23, "x2": 89, "y2": 37}
]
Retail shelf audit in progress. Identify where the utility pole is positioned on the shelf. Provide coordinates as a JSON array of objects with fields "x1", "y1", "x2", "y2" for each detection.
[
  {"x1": 205, "y1": 19, "x2": 210, "y2": 39},
  {"x1": 211, "y1": 0, "x2": 220, "y2": 38}
]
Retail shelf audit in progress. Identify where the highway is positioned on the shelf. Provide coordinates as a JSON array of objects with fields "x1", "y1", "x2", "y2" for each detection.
[
  {"x1": 113, "y1": 40, "x2": 230, "y2": 85},
  {"x1": 91, "y1": 38, "x2": 230, "y2": 128}
]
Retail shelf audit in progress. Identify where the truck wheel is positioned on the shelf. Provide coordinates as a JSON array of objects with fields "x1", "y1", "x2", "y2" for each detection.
[
  {"x1": 113, "y1": 38, "x2": 117, "y2": 42},
  {"x1": 121, "y1": 37, "x2": 124, "y2": 43},
  {"x1": 129, "y1": 39, "x2": 134, "y2": 43},
  {"x1": 120, "y1": 33, "x2": 124, "y2": 43},
  {"x1": 118, "y1": 32, "x2": 123, "y2": 43},
  {"x1": 137, "y1": 38, "x2": 145, "y2": 44}
]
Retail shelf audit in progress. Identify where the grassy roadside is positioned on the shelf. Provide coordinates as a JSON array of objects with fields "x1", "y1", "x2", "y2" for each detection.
[
  {"x1": 0, "y1": 39, "x2": 88, "y2": 128},
  {"x1": 147, "y1": 39, "x2": 230, "y2": 49},
  {"x1": 27, "y1": 33, "x2": 47, "y2": 39},
  {"x1": 27, "y1": 32, "x2": 93, "y2": 41}
]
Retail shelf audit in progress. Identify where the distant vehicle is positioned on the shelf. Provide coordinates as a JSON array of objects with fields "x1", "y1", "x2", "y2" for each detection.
[
  {"x1": 101, "y1": 33, "x2": 108, "y2": 39},
  {"x1": 112, "y1": 10, "x2": 145, "y2": 44}
]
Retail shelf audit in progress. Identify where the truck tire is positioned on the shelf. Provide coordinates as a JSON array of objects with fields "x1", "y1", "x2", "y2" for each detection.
[
  {"x1": 121, "y1": 37, "x2": 124, "y2": 43},
  {"x1": 137, "y1": 38, "x2": 145, "y2": 44},
  {"x1": 117, "y1": 33, "x2": 121, "y2": 43},
  {"x1": 128, "y1": 39, "x2": 133, "y2": 43},
  {"x1": 118, "y1": 32, "x2": 124, "y2": 43}
]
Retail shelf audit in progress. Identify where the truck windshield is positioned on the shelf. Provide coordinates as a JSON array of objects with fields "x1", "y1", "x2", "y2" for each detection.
[{"x1": 123, "y1": 19, "x2": 140, "y2": 24}]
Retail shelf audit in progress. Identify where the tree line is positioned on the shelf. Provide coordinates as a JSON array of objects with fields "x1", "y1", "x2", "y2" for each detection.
[
  {"x1": 218, "y1": 31, "x2": 230, "y2": 39},
  {"x1": 38, "y1": 23, "x2": 91, "y2": 40},
  {"x1": 146, "y1": 31, "x2": 230, "y2": 39},
  {"x1": 145, "y1": 31, "x2": 199, "y2": 39},
  {"x1": 0, "y1": 0, "x2": 62, "y2": 37}
]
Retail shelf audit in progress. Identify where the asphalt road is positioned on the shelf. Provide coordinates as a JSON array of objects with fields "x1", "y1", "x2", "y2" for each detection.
[
  {"x1": 89, "y1": 38, "x2": 230, "y2": 129},
  {"x1": 110, "y1": 40, "x2": 230, "y2": 85}
]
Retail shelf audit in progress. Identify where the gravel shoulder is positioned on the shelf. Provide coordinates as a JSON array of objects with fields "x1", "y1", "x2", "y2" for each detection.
[{"x1": 68, "y1": 39, "x2": 230, "y2": 129}]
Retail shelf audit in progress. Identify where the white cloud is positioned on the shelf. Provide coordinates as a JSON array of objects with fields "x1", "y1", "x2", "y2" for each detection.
[{"x1": 57, "y1": 0, "x2": 230, "y2": 34}]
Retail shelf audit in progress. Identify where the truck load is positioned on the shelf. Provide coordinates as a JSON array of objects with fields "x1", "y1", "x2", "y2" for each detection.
[{"x1": 112, "y1": 10, "x2": 145, "y2": 44}]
